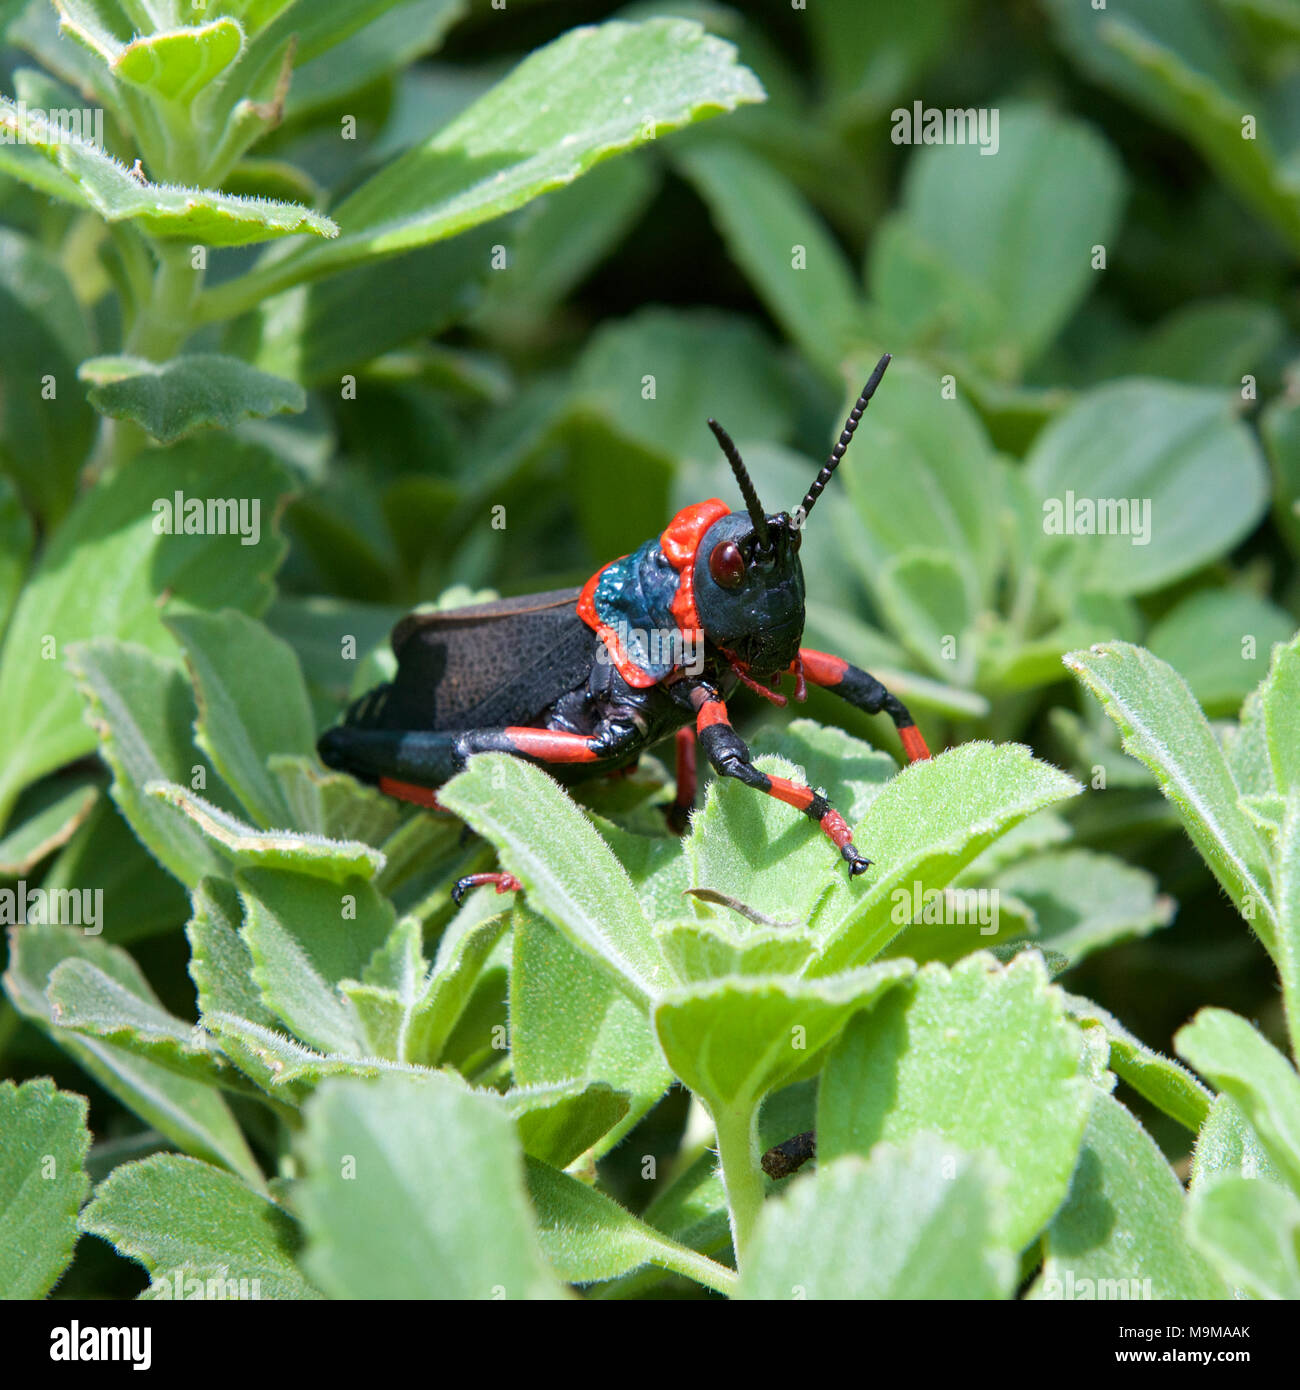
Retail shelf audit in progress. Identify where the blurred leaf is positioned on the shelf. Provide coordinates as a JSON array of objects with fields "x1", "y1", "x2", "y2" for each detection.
[
  {"x1": 1045, "y1": 0, "x2": 1300, "y2": 253},
  {"x1": 1187, "y1": 1174, "x2": 1300, "y2": 1299},
  {"x1": 80, "y1": 354, "x2": 305, "y2": 444},
  {"x1": 0, "y1": 774, "x2": 98, "y2": 876},
  {"x1": 295, "y1": 1073, "x2": 562, "y2": 1299},
  {"x1": 675, "y1": 141, "x2": 867, "y2": 378},
  {"x1": 1148, "y1": 590, "x2": 1296, "y2": 716},
  {"x1": 1030, "y1": 382, "x2": 1269, "y2": 596},
  {"x1": 81, "y1": 1154, "x2": 317, "y2": 1298},
  {"x1": 874, "y1": 105, "x2": 1125, "y2": 375},
  {"x1": 820, "y1": 952, "x2": 1091, "y2": 1250},
  {"x1": 1114, "y1": 298, "x2": 1284, "y2": 386},
  {"x1": 0, "y1": 438, "x2": 291, "y2": 825},
  {"x1": 0, "y1": 229, "x2": 95, "y2": 525},
  {"x1": 0, "y1": 1078, "x2": 90, "y2": 1298},
  {"x1": 739, "y1": 1142, "x2": 1014, "y2": 1300}
]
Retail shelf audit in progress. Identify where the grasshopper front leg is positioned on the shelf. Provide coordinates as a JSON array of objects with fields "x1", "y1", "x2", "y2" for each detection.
[{"x1": 684, "y1": 683, "x2": 871, "y2": 876}]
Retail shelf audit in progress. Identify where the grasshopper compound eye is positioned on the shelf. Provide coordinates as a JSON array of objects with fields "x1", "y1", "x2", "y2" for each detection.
[{"x1": 709, "y1": 539, "x2": 745, "y2": 588}]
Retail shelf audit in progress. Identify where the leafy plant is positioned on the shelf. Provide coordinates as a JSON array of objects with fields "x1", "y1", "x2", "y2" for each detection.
[{"x1": 0, "y1": 0, "x2": 1297, "y2": 1303}]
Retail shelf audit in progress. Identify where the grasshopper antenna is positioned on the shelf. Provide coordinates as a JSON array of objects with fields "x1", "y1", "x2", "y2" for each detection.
[
  {"x1": 707, "y1": 416, "x2": 771, "y2": 551},
  {"x1": 798, "y1": 351, "x2": 892, "y2": 523}
]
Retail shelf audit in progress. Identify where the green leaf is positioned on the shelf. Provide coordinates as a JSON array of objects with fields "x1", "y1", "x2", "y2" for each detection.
[
  {"x1": 656, "y1": 918, "x2": 817, "y2": 985},
  {"x1": 203, "y1": 18, "x2": 764, "y2": 312},
  {"x1": 1030, "y1": 383, "x2": 1269, "y2": 595},
  {"x1": 0, "y1": 229, "x2": 95, "y2": 525},
  {"x1": 525, "y1": 1156, "x2": 735, "y2": 1294},
  {"x1": 3, "y1": 925, "x2": 261, "y2": 1184},
  {"x1": 0, "y1": 97, "x2": 338, "y2": 245},
  {"x1": 0, "y1": 775, "x2": 98, "y2": 877},
  {"x1": 877, "y1": 104, "x2": 1125, "y2": 374},
  {"x1": 47, "y1": 958, "x2": 233, "y2": 1087},
  {"x1": 186, "y1": 876, "x2": 280, "y2": 1030},
  {"x1": 1064, "y1": 993, "x2": 1212, "y2": 1132},
  {"x1": 1028, "y1": 1091, "x2": 1226, "y2": 1300},
  {"x1": 1147, "y1": 590, "x2": 1296, "y2": 716},
  {"x1": 808, "y1": 742, "x2": 1083, "y2": 977},
  {"x1": 165, "y1": 610, "x2": 315, "y2": 829},
  {"x1": 1186, "y1": 1175, "x2": 1300, "y2": 1299},
  {"x1": 405, "y1": 910, "x2": 509, "y2": 1066},
  {"x1": 80, "y1": 354, "x2": 305, "y2": 445},
  {"x1": 1261, "y1": 632, "x2": 1300, "y2": 793},
  {"x1": 1191, "y1": 1094, "x2": 1282, "y2": 1191},
  {"x1": 437, "y1": 755, "x2": 666, "y2": 1002},
  {"x1": 510, "y1": 907, "x2": 673, "y2": 1155},
  {"x1": 113, "y1": 19, "x2": 244, "y2": 103},
  {"x1": 295, "y1": 1073, "x2": 562, "y2": 1299},
  {"x1": 1065, "y1": 643, "x2": 1277, "y2": 946},
  {"x1": 1047, "y1": 0, "x2": 1300, "y2": 255},
  {"x1": 835, "y1": 358, "x2": 1000, "y2": 606},
  {"x1": 0, "y1": 438, "x2": 291, "y2": 825},
  {"x1": 739, "y1": 1143, "x2": 1015, "y2": 1300},
  {"x1": 147, "y1": 782, "x2": 385, "y2": 882},
  {"x1": 0, "y1": 1078, "x2": 90, "y2": 1298},
  {"x1": 502, "y1": 1082, "x2": 629, "y2": 1169},
  {"x1": 674, "y1": 141, "x2": 866, "y2": 378},
  {"x1": 246, "y1": 230, "x2": 497, "y2": 385},
  {"x1": 657, "y1": 961, "x2": 912, "y2": 1119},
  {"x1": 81, "y1": 1154, "x2": 318, "y2": 1299},
  {"x1": 819, "y1": 952, "x2": 1092, "y2": 1251},
  {"x1": 994, "y1": 848, "x2": 1175, "y2": 966},
  {"x1": 66, "y1": 643, "x2": 229, "y2": 888},
  {"x1": 237, "y1": 867, "x2": 394, "y2": 1055},
  {"x1": 1175, "y1": 1008, "x2": 1300, "y2": 1196}
]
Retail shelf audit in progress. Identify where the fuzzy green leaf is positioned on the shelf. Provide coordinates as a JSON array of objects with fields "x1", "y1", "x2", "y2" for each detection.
[
  {"x1": 295, "y1": 1073, "x2": 562, "y2": 1299},
  {"x1": 820, "y1": 952, "x2": 1092, "y2": 1251},
  {"x1": 739, "y1": 1143, "x2": 1015, "y2": 1300},
  {"x1": 81, "y1": 1154, "x2": 317, "y2": 1298},
  {"x1": 0, "y1": 1078, "x2": 91, "y2": 1298},
  {"x1": 80, "y1": 354, "x2": 305, "y2": 445}
]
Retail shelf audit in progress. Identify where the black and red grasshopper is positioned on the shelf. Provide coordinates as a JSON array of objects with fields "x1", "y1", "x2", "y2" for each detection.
[{"x1": 318, "y1": 352, "x2": 930, "y2": 902}]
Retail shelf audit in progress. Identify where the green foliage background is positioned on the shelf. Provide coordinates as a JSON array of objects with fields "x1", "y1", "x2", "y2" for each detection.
[{"x1": 1, "y1": 0, "x2": 1299, "y2": 1301}]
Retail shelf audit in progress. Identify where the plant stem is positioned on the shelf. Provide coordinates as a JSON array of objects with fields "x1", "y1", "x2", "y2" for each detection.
[
  {"x1": 125, "y1": 240, "x2": 203, "y2": 361},
  {"x1": 712, "y1": 1102, "x2": 765, "y2": 1269}
]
